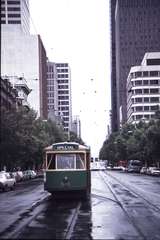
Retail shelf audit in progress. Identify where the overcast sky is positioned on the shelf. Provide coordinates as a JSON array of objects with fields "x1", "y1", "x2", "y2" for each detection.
[{"x1": 29, "y1": 0, "x2": 111, "y2": 157}]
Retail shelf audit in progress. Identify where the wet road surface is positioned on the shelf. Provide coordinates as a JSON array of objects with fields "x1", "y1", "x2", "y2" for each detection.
[{"x1": 0, "y1": 171, "x2": 160, "y2": 239}]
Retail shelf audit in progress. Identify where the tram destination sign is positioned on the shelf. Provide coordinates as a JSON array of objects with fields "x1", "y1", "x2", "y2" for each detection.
[{"x1": 52, "y1": 143, "x2": 79, "y2": 151}]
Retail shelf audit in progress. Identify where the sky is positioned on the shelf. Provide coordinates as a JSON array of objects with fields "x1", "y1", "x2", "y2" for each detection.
[{"x1": 29, "y1": 0, "x2": 111, "y2": 157}]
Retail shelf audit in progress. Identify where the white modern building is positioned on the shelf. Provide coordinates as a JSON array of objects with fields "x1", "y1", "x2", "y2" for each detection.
[
  {"x1": 47, "y1": 62, "x2": 72, "y2": 132},
  {"x1": 1, "y1": 0, "x2": 48, "y2": 119},
  {"x1": 127, "y1": 52, "x2": 160, "y2": 124},
  {"x1": 71, "y1": 115, "x2": 81, "y2": 138}
]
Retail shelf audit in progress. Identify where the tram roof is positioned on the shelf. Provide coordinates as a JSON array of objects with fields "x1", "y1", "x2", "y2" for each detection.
[{"x1": 44, "y1": 142, "x2": 90, "y2": 152}]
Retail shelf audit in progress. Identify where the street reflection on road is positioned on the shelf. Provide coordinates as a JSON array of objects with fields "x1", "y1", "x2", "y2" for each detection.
[{"x1": 18, "y1": 196, "x2": 92, "y2": 239}]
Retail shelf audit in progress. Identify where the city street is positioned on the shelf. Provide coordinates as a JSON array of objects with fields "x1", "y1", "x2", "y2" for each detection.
[{"x1": 0, "y1": 171, "x2": 160, "y2": 239}]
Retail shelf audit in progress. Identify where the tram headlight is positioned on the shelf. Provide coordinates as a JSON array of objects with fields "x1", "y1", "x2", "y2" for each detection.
[{"x1": 44, "y1": 172, "x2": 46, "y2": 182}]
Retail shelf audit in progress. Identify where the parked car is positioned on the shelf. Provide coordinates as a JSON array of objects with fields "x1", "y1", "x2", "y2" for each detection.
[
  {"x1": 112, "y1": 166, "x2": 126, "y2": 171},
  {"x1": 140, "y1": 167, "x2": 148, "y2": 174},
  {"x1": 23, "y1": 170, "x2": 37, "y2": 180},
  {"x1": 126, "y1": 160, "x2": 142, "y2": 173},
  {"x1": 0, "y1": 171, "x2": 16, "y2": 191},
  {"x1": 147, "y1": 167, "x2": 160, "y2": 176},
  {"x1": 11, "y1": 171, "x2": 23, "y2": 182}
]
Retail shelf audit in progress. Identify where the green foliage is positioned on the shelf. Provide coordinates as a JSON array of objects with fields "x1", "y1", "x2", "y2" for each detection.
[
  {"x1": 0, "y1": 107, "x2": 68, "y2": 171},
  {"x1": 69, "y1": 131, "x2": 85, "y2": 145},
  {"x1": 99, "y1": 120, "x2": 160, "y2": 167}
]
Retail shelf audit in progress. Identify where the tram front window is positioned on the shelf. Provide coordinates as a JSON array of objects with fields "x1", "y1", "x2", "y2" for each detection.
[
  {"x1": 56, "y1": 154, "x2": 75, "y2": 169},
  {"x1": 76, "y1": 154, "x2": 85, "y2": 169}
]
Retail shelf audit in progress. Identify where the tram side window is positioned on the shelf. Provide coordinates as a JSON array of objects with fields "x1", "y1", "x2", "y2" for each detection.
[
  {"x1": 56, "y1": 154, "x2": 75, "y2": 169},
  {"x1": 47, "y1": 154, "x2": 55, "y2": 169},
  {"x1": 76, "y1": 154, "x2": 85, "y2": 169}
]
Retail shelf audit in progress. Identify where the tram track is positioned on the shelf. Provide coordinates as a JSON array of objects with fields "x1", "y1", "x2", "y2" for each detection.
[
  {"x1": 97, "y1": 170, "x2": 160, "y2": 240},
  {"x1": 0, "y1": 194, "x2": 81, "y2": 240},
  {"x1": 64, "y1": 201, "x2": 81, "y2": 240},
  {"x1": 97, "y1": 171, "x2": 149, "y2": 240},
  {"x1": 103, "y1": 171, "x2": 160, "y2": 213}
]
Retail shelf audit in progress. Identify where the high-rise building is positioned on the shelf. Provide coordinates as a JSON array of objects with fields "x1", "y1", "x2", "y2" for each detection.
[
  {"x1": 127, "y1": 52, "x2": 160, "y2": 124},
  {"x1": 1, "y1": 0, "x2": 30, "y2": 34},
  {"x1": 110, "y1": 0, "x2": 160, "y2": 131},
  {"x1": 71, "y1": 115, "x2": 81, "y2": 139},
  {"x1": 47, "y1": 62, "x2": 58, "y2": 117},
  {"x1": 47, "y1": 62, "x2": 72, "y2": 133},
  {"x1": 1, "y1": 0, "x2": 48, "y2": 119},
  {"x1": 110, "y1": 0, "x2": 118, "y2": 132}
]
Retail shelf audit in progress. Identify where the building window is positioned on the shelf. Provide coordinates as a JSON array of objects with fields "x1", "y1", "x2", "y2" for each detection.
[
  {"x1": 135, "y1": 72, "x2": 142, "y2": 78},
  {"x1": 144, "y1": 106, "x2": 149, "y2": 111},
  {"x1": 58, "y1": 90, "x2": 69, "y2": 94},
  {"x1": 135, "y1": 98, "x2": 142, "y2": 103},
  {"x1": 150, "y1": 71, "x2": 159, "y2": 77},
  {"x1": 8, "y1": 14, "x2": 21, "y2": 17},
  {"x1": 58, "y1": 85, "x2": 68, "y2": 89},
  {"x1": 151, "y1": 105, "x2": 159, "y2": 111},
  {"x1": 60, "y1": 101, "x2": 69, "y2": 105},
  {"x1": 143, "y1": 80, "x2": 149, "y2": 85},
  {"x1": 144, "y1": 97, "x2": 149, "y2": 102},
  {"x1": 135, "y1": 80, "x2": 142, "y2": 85},
  {"x1": 7, "y1": 7, "x2": 20, "y2": 11},
  {"x1": 150, "y1": 88, "x2": 159, "y2": 94},
  {"x1": 150, "y1": 80, "x2": 159, "y2": 85},
  {"x1": 143, "y1": 89, "x2": 149, "y2": 94},
  {"x1": 63, "y1": 112, "x2": 69, "y2": 116},
  {"x1": 143, "y1": 71, "x2": 149, "y2": 77},
  {"x1": 57, "y1": 80, "x2": 68, "y2": 84},
  {"x1": 135, "y1": 89, "x2": 142, "y2": 94},
  {"x1": 63, "y1": 117, "x2": 69, "y2": 121},
  {"x1": 7, "y1": 1, "x2": 20, "y2": 4},
  {"x1": 136, "y1": 106, "x2": 143, "y2": 111},
  {"x1": 150, "y1": 97, "x2": 159, "y2": 103},
  {"x1": 8, "y1": 20, "x2": 21, "y2": 23}
]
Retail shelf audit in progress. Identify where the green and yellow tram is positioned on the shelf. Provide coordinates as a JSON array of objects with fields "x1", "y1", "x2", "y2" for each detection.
[{"x1": 44, "y1": 142, "x2": 91, "y2": 198}]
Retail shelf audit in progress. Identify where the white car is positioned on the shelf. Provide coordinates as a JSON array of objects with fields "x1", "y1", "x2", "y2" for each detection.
[
  {"x1": 0, "y1": 171, "x2": 16, "y2": 191},
  {"x1": 11, "y1": 171, "x2": 24, "y2": 182},
  {"x1": 148, "y1": 167, "x2": 160, "y2": 176},
  {"x1": 140, "y1": 167, "x2": 148, "y2": 174}
]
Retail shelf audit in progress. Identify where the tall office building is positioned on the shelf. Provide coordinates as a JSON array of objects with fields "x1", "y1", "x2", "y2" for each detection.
[
  {"x1": 1, "y1": 0, "x2": 30, "y2": 34},
  {"x1": 47, "y1": 62, "x2": 58, "y2": 117},
  {"x1": 1, "y1": 0, "x2": 48, "y2": 118},
  {"x1": 110, "y1": 0, "x2": 160, "y2": 131},
  {"x1": 71, "y1": 115, "x2": 81, "y2": 139},
  {"x1": 110, "y1": 0, "x2": 118, "y2": 132},
  {"x1": 47, "y1": 62, "x2": 72, "y2": 133}
]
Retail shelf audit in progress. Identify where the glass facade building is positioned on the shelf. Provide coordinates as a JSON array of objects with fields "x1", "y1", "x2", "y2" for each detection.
[{"x1": 110, "y1": 0, "x2": 160, "y2": 131}]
